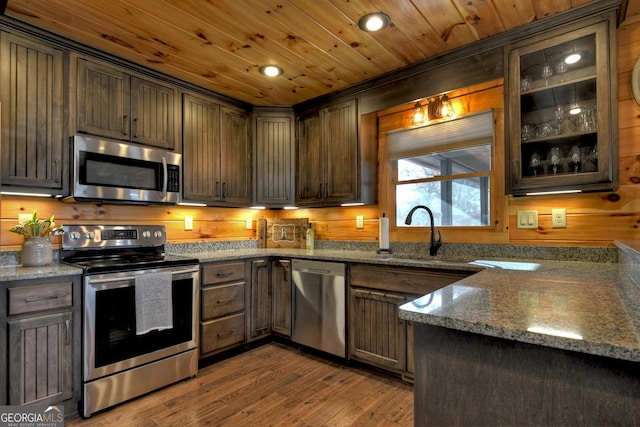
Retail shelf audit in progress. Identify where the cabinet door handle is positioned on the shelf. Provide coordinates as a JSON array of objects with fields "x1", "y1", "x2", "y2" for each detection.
[
  {"x1": 217, "y1": 329, "x2": 234, "y2": 337},
  {"x1": 133, "y1": 117, "x2": 138, "y2": 138},
  {"x1": 215, "y1": 181, "x2": 220, "y2": 198},
  {"x1": 64, "y1": 319, "x2": 71, "y2": 345},
  {"x1": 53, "y1": 160, "x2": 59, "y2": 183},
  {"x1": 317, "y1": 183, "x2": 322, "y2": 199},
  {"x1": 217, "y1": 298, "x2": 234, "y2": 304},
  {"x1": 222, "y1": 182, "x2": 227, "y2": 199},
  {"x1": 25, "y1": 295, "x2": 59, "y2": 303},
  {"x1": 123, "y1": 115, "x2": 129, "y2": 136}
]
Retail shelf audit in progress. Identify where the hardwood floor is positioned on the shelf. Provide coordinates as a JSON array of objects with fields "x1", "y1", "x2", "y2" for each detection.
[{"x1": 65, "y1": 343, "x2": 414, "y2": 426}]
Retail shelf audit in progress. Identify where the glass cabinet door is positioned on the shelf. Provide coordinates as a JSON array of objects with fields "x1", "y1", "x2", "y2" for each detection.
[{"x1": 506, "y1": 14, "x2": 617, "y2": 195}]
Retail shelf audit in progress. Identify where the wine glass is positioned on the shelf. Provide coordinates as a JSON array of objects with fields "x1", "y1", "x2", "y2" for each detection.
[
  {"x1": 529, "y1": 152, "x2": 542, "y2": 177},
  {"x1": 556, "y1": 61, "x2": 568, "y2": 82},
  {"x1": 548, "y1": 147, "x2": 561, "y2": 174},
  {"x1": 568, "y1": 145, "x2": 581, "y2": 173},
  {"x1": 541, "y1": 63, "x2": 553, "y2": 86}
]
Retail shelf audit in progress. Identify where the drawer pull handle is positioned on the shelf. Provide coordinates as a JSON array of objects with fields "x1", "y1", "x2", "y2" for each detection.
[
  {"x1": 217, "y1": 330, "x2": 234, "y2": 337},
  {"x1": 25, "y1": 295, "x2": 59, "y2": 303},
  {"x1": 217, "y1": 298, "x2": 234, "y2": 304},
  {"x1": 216, "y1": 272, "x2": 228, "y2": 278}
]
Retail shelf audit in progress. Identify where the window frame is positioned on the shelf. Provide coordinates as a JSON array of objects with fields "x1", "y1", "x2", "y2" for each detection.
[{"x1": 384, "y1": 108, "x2": 502, "y2": 234}]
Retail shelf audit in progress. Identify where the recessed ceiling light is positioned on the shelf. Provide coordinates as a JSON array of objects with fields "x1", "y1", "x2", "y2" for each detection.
[
  {"x1": 259, "y1": 65, "x2": 283, "y2": 77},
  {"x1": 358, "y1": 12, "x2": 391, "y2": 32}
]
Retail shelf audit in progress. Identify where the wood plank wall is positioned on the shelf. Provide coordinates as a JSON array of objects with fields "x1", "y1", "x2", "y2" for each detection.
[{"x1": 1, "y1": 8, "x2": 639, "y2": 252}]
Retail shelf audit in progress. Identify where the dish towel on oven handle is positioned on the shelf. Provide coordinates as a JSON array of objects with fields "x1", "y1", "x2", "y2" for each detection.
[{"x1": 134, "y1": 271, "x2": 174, "y2": 335}]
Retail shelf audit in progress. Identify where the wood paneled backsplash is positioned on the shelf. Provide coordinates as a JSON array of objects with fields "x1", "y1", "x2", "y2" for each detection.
[{"x1": 2, "y1": 12, "x2": 640, "y2": 252}]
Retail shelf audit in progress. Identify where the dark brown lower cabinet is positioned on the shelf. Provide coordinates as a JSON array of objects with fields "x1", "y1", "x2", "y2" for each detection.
[
  {"x1": 348, "y1": 264, "x2": 470, "y2": 381},
  {"x1": 1, "y1": 275, "x2": 81, "y2": 414},
  {"x1": 350, "y1": 289, "x2": 408, "y2": 372},
  {"x1": 200, "y1": 261, "x2": 247, "y2": 357},
  {"x1": 271, "y1": 259, "x2": 292, "y2": 337},
  {"x1": 249, "y1": 259, "x2": 271, "y2": 340}
]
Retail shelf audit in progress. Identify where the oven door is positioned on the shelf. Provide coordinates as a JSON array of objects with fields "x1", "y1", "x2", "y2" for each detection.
[{"x1": 83, "y1": 265, "x2": 199, "y2": 382}]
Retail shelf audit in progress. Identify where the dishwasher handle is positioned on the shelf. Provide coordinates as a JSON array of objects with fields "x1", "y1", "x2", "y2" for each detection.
[{"x1": 292, "y1": 259, "x2": 345, "y2": 277}]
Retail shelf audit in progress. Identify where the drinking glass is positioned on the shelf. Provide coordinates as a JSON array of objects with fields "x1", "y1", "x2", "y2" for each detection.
[
  {"x1": 521, "y1": 124, "x2": 532, "y2": 141},
  {"x1": 529, "y1": 152, "x2": 542, "y2": 177},
  {"x1": 541, "y1": 63, "x2": 553, "y2": 85},
  {"x1": 520, "y1": 75, "x2": 532, "y2": 91},
  {"x1": 568, "y1": 145, "x2": 581, "y2": 173},
  {"x1": 556, "y1": 61, "x2": 568, "y2": 82},
  {"x1": 548, "y1": 147, "x2": 561, "y2": 174}
]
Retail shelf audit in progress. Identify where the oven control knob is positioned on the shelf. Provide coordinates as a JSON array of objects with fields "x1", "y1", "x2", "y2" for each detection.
[
  {"x1": 69, "y1": 231, "x2": 81, "y2": 240},
  {"x1": 142, "y1": 230, "x2": 151, "y2": 239},
  {"x1": 85, "y1": 231, "x2": 95, "y2": 239},
  {"x1": 154, "y1": 230, "x2": 162, "y2": 238}
]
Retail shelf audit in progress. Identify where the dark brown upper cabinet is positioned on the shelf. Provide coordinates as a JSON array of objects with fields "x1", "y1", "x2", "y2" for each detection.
[
  {"x1": 182, "y1": 92, "x2": 251, "y2": 206},
  {"x1": 0, "y1": 31, "x2": 66, "y2": 194},
  {"x1": 505, "y1": 11, "x2": 618, "y2": 196},
  {"x1": 253, "y1": 108, "x2": 295, "y2": 207},
  {"x1": 296, "y1": 98, "x2": 377, "y2": 206},
  {"x1": 72, "y1": 55, "x2": 178, "y2": 150}
]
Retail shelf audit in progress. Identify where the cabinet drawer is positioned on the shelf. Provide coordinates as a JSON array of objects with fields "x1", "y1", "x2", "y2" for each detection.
[
  {"x1": 8, "y1": 281, "x2": 73, "y2": 316},
  {"x1": 202, "y1": 283, "x2": 245, "y2": 320},
  {"x1": 202, "y1": 262, "x2": 245, "y2": 285},
  {"x1": 201, "y1": 313, "x2": 245, "y2": 354},
  {"x1": 349, "y1": 264, "x2": 469, "y2": 295}
]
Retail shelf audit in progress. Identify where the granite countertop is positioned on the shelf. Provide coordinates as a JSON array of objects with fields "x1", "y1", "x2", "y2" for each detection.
[
  {"x1": 185, "y1": 247, "x2": 484, "y2": 272},
  {"x1": 0, "y1": 263, "x2": 83, "y2": 281},
  {"x1": 400, "y1": 258, "x2": 640, "y2": 363},
  {"x1": 4, "y1": 242, "x2": 639, "y2": 365}
]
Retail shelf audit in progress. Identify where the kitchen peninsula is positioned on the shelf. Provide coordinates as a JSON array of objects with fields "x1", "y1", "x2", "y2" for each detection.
[{"x1": 400, "y1": 240, "x2": 640, "y2": 426}]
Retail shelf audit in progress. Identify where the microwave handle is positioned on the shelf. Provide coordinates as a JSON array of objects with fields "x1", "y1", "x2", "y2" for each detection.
[{"x1": 161, "y1": 157, "x2": 168, "y2": 198}]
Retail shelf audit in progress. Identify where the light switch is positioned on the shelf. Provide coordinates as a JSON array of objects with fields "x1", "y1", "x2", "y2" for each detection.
[
  {"x1": 356, "y1": 215, "x2": 364, "y2": 229},
  {"x1": 516, "y1": 210, "x2": 538, "y2": 229},
  {"x1": 551, "y1": 208, "x2": 566, "y2": 228},
  {"x1": 245, "y1": 217, "x2": 253, "y2": 230}
]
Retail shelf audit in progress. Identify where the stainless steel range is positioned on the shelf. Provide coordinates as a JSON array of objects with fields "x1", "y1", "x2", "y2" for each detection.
[{"x1": 61, "y1": 225, "x2": 199, "y2": 418}]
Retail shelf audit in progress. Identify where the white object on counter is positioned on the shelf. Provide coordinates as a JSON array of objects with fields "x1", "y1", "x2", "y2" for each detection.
[{"x1": 379, "y1": 213, "x2": 389, "y2": 250}]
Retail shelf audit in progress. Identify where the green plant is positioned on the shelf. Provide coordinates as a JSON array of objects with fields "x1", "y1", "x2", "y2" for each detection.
[{"x1": 9, "y1": 210, "x2": 64, "y2": 238}]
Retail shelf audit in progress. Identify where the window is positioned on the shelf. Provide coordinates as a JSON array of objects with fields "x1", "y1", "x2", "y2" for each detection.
[{"x1": 389, "y1": 111, "x2": 494, "y2": 227}]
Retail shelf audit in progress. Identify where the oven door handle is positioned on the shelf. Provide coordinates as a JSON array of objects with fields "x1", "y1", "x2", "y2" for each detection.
[{"x1": 86, "y1": 266, "x2": 199, "y2": 286}]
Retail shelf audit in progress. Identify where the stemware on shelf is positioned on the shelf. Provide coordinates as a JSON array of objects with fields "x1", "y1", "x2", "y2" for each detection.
[
  {"x1": 541, "y1": 63, "x2": 553, "y2": 85},
  {"x1": 548, "y1": 147, "x2": 561, "y2": 174},
  {"x1": 556, "y1": 61, "x2": 568, "y2": 82},
  {"x1": 568, "y1": 145, "x2": 581, "y2": 173},
  {"x1": 529, "y1": 152, "x2": 542, "y2": 177}
]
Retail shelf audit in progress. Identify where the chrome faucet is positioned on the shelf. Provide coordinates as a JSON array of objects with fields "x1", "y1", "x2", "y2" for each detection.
[{"x1": 404, "y1": 205, "x2": 442, "y2": 256}]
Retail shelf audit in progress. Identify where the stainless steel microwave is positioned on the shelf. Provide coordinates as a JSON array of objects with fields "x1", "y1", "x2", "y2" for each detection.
[{"x1": 65, "y1": 135, "x2": 181, "y2": 205}]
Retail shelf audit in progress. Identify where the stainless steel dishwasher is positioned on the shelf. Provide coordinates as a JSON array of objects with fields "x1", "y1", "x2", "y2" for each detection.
[{"x1": 291, "y1": 259, "x2": 346, "y2": 358}]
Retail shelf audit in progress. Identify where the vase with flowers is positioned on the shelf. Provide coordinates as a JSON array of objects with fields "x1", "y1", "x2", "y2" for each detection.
[{"x1": 9, "y1": 210, "x2": 64, "y2": 267}]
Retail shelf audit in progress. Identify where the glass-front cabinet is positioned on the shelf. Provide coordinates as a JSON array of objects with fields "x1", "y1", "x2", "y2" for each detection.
[{"x1": 506, "y1": 13, "x2": 617, "y2": 195}]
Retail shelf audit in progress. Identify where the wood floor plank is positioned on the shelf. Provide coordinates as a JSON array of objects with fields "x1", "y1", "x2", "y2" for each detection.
[{"x1": 66, "y1": 343, "x2": 414, "y2": 426}]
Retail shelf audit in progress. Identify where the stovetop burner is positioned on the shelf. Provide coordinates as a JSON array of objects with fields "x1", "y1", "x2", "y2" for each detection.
[{"x1": 61, "y1": 225, "x2": 198, "y2": 274}]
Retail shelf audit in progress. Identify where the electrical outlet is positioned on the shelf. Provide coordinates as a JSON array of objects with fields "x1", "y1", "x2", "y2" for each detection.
[
  {"x1": 245, "y1": 217, "x2": 253, "y2": 230},
  {"x1": 18, "y1": 214, "x2": 32, "y2": 224},
  {"x1": 516, "y1": 210, "x2": 538, "y2": 229},
  {"x1": 551, "y1": 208, "x2": 566, "y2": 228},
  {"x1": 184, "y1": 216, "x2": 193, "y2": 231},
  {"x1": 356, "y1": 215, "x2": 364, "y2": 229}
]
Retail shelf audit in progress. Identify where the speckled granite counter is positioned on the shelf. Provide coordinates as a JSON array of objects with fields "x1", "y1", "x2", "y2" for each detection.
[
  {"x1": 400, "y1": 257, "x2": 640, "y2": 363},
  {"x1": 0, "y1": 263, "x2": 82, "y2": 281}
]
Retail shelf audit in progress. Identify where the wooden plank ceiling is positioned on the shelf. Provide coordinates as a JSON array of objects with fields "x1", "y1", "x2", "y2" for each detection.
[{"x1": 4, "y1": 0, "x2": 596, "y2": 106}]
